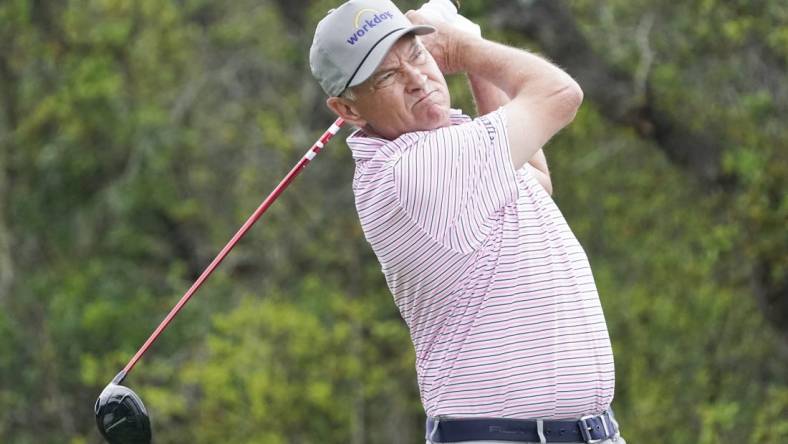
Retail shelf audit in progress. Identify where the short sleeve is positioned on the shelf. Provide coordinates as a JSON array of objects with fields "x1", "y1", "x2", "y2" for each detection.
[{"x1": 393, "y1": 109, "x2": 519, "y2": 254}]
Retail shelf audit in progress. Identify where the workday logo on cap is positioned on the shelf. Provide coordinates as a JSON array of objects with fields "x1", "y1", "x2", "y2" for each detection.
[{"x1": 346, "y1": 9, "x2": 395, "y2": 45}]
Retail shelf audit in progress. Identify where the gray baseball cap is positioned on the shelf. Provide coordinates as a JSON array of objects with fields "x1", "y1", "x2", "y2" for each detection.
[{"x1": 310, "y1": 0, "x2": 435, "y2": 97}]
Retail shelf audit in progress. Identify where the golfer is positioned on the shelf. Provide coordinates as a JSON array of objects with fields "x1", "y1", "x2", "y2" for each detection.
[{"x1": 311, "y1": 1, "x2": 623, "y2": 443}]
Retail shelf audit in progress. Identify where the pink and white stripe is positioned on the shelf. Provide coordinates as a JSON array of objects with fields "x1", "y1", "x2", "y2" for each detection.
[{"x1": 347, "y1": 109, "x2": 614, "y2": 420}]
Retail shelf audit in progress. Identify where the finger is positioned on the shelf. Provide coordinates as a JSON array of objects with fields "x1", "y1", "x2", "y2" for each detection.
[{"x1": 406, "y1": 9, "x2": 426, "y2": 24}]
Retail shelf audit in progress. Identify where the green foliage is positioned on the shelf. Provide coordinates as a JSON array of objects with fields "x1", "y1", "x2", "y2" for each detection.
[
  {"x1": 553, "y1": 105, "x2": 786, "y2": 442},
  {"x1": 184, "y1": 295, "x2": 359, "y2": 443},
  {"x1": 0, "y1": 0, "x2": 786, "y2": 443}
]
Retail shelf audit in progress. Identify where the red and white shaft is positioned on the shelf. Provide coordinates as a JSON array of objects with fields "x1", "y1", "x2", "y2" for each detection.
[{"x1": 113, "y1": 118, "x2": 345, "y2": 385}]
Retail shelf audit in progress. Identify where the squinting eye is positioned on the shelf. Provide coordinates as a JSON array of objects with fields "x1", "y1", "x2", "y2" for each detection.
[
  {"x1": 378, "y1": 72, "x2": 396, "y2": 84},
  {"x1": 375, "y1": 71, "x2": 397, "y2": 87}
]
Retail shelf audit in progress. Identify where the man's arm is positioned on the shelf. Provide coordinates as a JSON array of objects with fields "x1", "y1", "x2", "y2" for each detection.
[
  {"x1": 524, "y1": 148, "x2": 552, "y2": 196},
  {"x1": 469, "y1": 74, "x2": 553, "y2": 195},
  {"x1": 468, "y1": 73, "x2": 508, "y2": 115},
  {"x1": 409, "y1": 11, "x2": 583, "y2": 171}
]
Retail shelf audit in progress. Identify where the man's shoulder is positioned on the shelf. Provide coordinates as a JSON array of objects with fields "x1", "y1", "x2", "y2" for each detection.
[
  {"x1": 399, "y1": 108, "x2": 502, "y2": 145},
  {"x1": 347, "y1": 108, "x2": 506, "y2": 165}
]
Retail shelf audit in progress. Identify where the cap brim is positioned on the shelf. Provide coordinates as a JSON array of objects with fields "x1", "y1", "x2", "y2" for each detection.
[{"x1": 345, "y1": 25, "x2": 435, "y2": 92}]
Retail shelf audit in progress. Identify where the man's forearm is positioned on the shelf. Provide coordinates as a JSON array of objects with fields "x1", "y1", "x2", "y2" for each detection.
[
  {"x1": 468, "y1": 73, "x2": 508, "y2": 116},
  {"x1": 468, "y1": 73, "x2": 553, "y2": 195},
  {"x1": 451, "y1": 37, "x2": 579, "y2": 109},
  {"x1": 409, "y1": 8, "x2": 582, "y2": 168},
  {"x1": 526, "y1": 149, "x2": 552, "y2": 195},
  {"x1": 454, "y1": 34, "x2": 582, "y2": 168}
]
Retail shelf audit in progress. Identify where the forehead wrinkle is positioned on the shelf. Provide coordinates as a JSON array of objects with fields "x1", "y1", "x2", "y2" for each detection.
[
  {"x1": 374, "y1": 57, "x2": 399, "y2": 74},
  {"x1": 374, "y1": 41, "x2": 409, "y2": 74},
  {"x1": 370, "y1": 34, "x2": 422, "y2": 80}
]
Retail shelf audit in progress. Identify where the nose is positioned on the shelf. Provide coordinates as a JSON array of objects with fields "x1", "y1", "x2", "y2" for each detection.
[{"x1": 402, "y1": 64, "x2": 427, "y2": 92}]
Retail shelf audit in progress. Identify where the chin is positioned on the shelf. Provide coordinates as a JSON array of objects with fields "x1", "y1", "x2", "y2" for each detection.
[
  {"x1": 426, "y1": 109, "x2": 452, "y2": 130},
  {"x1": 418, "y1": 103, "x2": 451, "y2": 130}
]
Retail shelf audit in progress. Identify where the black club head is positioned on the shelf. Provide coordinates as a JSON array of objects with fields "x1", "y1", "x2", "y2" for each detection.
[{"x1": 95, "y1": 383, "x2": 152, "y2": 444}]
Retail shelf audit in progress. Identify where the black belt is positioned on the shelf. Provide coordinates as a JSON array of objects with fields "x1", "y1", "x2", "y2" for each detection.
[{"x1": 426, "y1": 411, "x2": 619, "y2": 443}]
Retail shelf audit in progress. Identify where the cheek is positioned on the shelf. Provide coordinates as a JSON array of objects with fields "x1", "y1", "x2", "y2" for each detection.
[
  {"x1": 435, "y1": 76, "x2": 449, "y2": 95},
  {"x1": 361, "y1": 93, "x2": 408, "y2": 126},
  {"x1": 427, "y1": 62, "x2": 447, "y2": 85}
]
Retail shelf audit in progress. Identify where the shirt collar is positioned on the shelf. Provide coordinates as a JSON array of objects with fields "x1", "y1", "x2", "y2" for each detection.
[{"x1": 346, "y1": 109, "x2": 471, "y2": 162}]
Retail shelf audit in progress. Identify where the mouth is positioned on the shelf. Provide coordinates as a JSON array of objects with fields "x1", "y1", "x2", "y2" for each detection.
[{"x1": 414, "y1": 91, "x2": 437, "y2": 107}]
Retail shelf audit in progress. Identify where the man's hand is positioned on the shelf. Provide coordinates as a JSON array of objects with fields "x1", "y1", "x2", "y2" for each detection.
[
  {"x1": 406, "y1": 10, "x2": 478, "y2": 75},
  {"x1": 418, "y1": 0, "x2": 481, "y2": 37}
]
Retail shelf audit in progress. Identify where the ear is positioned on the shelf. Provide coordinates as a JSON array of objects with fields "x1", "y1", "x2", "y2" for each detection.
[{"x1": 326, "y1": 96, "x2": 367, "y2": 129}]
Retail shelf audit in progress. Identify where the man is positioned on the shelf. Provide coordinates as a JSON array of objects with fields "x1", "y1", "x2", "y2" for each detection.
[{"x1": 310, "y1": 1, "x2": 623, "y2": 443}]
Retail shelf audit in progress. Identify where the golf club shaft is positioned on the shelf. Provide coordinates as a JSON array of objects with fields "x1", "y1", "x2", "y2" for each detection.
[{"x1": 113, "y1": 118, "x2": 345, "y2": 385}]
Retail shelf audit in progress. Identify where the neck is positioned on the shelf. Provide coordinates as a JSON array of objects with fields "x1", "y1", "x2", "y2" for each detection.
[{"x1": 362, "y1": 123, "x2": 395, "y2": 140}]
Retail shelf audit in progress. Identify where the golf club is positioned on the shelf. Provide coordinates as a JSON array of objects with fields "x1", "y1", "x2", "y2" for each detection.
[{"x1": 95, "y1": 118, "x2": 345, "y2": 444}]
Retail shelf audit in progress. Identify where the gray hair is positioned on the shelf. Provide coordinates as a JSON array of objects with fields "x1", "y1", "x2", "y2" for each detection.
[{"x1": 339, "y1": 87, "x2": 357, "y2": 102}]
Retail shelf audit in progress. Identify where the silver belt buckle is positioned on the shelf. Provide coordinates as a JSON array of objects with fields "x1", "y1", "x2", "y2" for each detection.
[{"x1": 578, "y1": 414, "x2": 605, "y2": 443}]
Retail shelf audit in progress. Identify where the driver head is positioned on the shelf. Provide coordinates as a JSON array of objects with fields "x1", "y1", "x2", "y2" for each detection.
[{"x1": 95, "y1": 383, "x2": 152, "y2": 444}]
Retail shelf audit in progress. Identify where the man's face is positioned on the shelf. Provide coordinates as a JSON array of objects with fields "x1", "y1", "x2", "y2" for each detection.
[{"x1": 348, "y1": 35, "x2": 451, "y2": 139}]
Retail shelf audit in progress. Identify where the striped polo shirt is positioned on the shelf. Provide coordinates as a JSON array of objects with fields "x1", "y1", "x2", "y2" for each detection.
[{"x1": 347, "y1": 108, "x2": 615, "y2": 420}]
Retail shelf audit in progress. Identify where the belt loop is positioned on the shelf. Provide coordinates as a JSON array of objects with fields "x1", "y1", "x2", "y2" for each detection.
[
  {"x1": 536, "y1": 419, "x2": 547, "y2": 444},
  {"x1": 608, "y1": 409, "x2": 620, "y2": 432},
  {"x1": 427, "y1": 416, "x2": 440, "y2": 443}
]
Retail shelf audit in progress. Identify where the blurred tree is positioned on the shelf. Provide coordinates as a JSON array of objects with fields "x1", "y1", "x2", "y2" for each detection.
[{"x1": 0, "y1": 0, "x2": 786, "y2": 443}]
